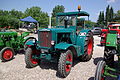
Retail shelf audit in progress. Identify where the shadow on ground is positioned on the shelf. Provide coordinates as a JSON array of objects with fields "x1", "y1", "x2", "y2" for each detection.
[
  {"x1": 96, "y1": 44, "x2": 104, "y2": 47},
  {"x1": 88, "y1": 77, "x2": 94, "y2": 80}
]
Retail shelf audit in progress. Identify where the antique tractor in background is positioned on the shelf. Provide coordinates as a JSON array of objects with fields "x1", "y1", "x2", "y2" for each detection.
[
  {"x1": 100, "y1": 29, "x2": 108, "y2": 46},
  {"x1": 100, "y1": 22, "x2": 120, "y2": 46},
  {"x1": 95, "y1": 23, "x2": 120, "y2": 80},
  {"x1": 25, "y1": 7, "x2": 94, "y2": 78},
  {"x1": 0, "y1": 31, "x2": 36, "y2": 62}
]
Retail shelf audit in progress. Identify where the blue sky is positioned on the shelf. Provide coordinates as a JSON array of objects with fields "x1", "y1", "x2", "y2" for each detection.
[{"x1": 0, "y1": 0, "x2": 120, "y2": 22}]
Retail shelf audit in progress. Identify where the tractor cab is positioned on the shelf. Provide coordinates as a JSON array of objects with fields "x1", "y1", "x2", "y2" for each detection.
[{"x1": 56, "y1": 9, "x2": 89, "y2": 32}]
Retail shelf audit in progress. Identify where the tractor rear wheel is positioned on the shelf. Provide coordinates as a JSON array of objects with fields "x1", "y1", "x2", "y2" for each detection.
[
  {"x1": 58, "y1": 50, "x2": 73, "y2": 78},
  {"x1": 25, "y1": 48, "x2": 39, "y2": 68},
  {"x1": 81, "y1": 31, "x2": 94, "y2": 61},
  {"x1": 94, "y1": 60, "x2": 106, "y2": 80},
  {"x1": 104, "y1": 48, "x2": 114, "y2": 66},
  {"x1": 0, "y1": 47, "x2": 15, "y2": 62}
]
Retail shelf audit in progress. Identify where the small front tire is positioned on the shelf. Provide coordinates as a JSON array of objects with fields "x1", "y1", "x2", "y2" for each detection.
[
  {"x1": 94, "y1": 60, "x2": 106, "y2": 80},
  {"x1": 58, "y1": 50, "x2": 73, "y2": 78},
  {"x1": 25, "y1": 48, "x2": 39, "y2": 68},
  {"x1": 0, "y1": 47, "x2": 15, "y2": 62}
]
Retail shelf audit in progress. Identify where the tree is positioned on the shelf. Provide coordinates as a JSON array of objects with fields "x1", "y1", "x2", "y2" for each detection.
[
  {"x1": 52, "y1": 5, "x2": 65, "y2": 17},
  {"x1": 113, "y1": 10, "x2": 120, "y2": 22},
  {"x1": 109, "y1": 7, "x2": 114, "y2": 22},
  {"x1": 97, "y1": 11, "x2": 102, "y2": 25},
  {"x1": 23, "y1": 6, "x2": 49, "y2": 28},
  {"x1": 51, "y1": 5, "x2": 65, "y2": 26},
  {"x1": 105, "y1": 5, "x2": 110, "y2": 25},
  {"x1": 9, "y1": 9, "x2": 23, "y2": 18}
]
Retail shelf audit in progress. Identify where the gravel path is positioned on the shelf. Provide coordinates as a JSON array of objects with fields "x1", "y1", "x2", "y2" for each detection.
[{"x1": 0, "y1": 35, "x2": 104, "y2": 80}]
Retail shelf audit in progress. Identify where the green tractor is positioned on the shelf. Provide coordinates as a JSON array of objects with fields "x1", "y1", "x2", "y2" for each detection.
[
  {"x1": 94, "y1": 23, "x2": 120, "y2": 80},
  {"x1": 0, "y1": 31, "x2": 36, "y2": 62},
  {"x1": 25, "y1": 8, "x2": 94, "y2": 77}
]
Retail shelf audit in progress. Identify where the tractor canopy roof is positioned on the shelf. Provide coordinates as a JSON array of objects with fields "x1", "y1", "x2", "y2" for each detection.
[{"x1": 56, "y1": 11, "x2": 89, "y2": 16}]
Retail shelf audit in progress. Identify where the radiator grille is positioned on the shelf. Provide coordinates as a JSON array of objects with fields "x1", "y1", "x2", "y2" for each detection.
[{"x1": 39, "y1": 31, "x2": 52, "y2": 47}]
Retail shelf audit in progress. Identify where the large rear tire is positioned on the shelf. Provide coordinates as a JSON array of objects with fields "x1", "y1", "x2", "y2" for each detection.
[
  {"x1": 94, "y1": 60, "x2": 106, "y2": 80},
  {"x1": 58, "y1": 50, "x2": 73, "y2": 78},
  {"x1": 25, "y1": 48, "x2": 39, "y2": 68},
  {"x1": 81, "y1": 31, "x2": 94, "y2": 61},
  {"x1": 0, "y1": 47, "x2": 15, "y2": 62}
]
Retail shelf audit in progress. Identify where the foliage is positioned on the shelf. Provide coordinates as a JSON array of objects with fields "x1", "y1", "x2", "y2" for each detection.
[
  {"x1": 113, "y1": 10, "x2": 120, "y2": 22},
  {"x1": 0, "y1": 9, "x2": 22, "y2": 29},
  {"x1": 85, "y1": 20, "x2": 96, "y2": 29},
  {"x1": 97, "y1": 11, "x2": 105, "y2": 28},
  {"x1": 52, "y1": 5, "x2": 65, "y2": 17},
  {"x1": 51, "y1": 5, "x2": 65, "y2": 26},
  {"x1": 23, "y1": 6, "x2": 49, "y2": 28},
  {"x1": 97, "y1": 5, "x2": 114, "y2": 27},
  {"x1": 105, "y1": 5, "x2": 114, "y2": 25}
]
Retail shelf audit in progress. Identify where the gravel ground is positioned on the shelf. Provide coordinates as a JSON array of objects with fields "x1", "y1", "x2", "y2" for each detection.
[{"x1": 0, "y1": 35, "x2": 104, "y2": 80}]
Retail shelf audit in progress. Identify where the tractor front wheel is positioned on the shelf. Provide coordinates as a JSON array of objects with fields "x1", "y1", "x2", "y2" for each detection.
[
  {"x1": 94, "y1": 60, "x2": 106, "y2": 80},
  {"x1": 0, "y1": 47, "x2": 15, "y2": 62},
  {"x1": 25, "y1": 48, "x2": 39, "y2": 68},
  {"x1": 58, "y1": 50, "x2": 73, "y2": 78}
]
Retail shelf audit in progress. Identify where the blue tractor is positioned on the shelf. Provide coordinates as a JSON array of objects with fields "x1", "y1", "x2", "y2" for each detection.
[{"x1": 25, "y1": 8, "x2": 94, "y2": 77}]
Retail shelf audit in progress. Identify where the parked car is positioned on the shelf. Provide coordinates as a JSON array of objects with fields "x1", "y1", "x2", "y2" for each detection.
[{"x1": 91, "y1": 27, "x2": 102, "y2": 35}]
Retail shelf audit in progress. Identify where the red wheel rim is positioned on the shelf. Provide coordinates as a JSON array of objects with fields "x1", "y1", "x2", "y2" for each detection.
[
  {"x1": 3, "y1": 49, "x2": 13, "y2": 60},
  {"x1": 101, "y1": 68, "x2": 105, "y2": 80},
  {"x1": 65, "y1": 53, "x2": 72, "y2": 72},
  {"x1": 30, "y1": 50, "x2": 38, "y2": 64},
  {"x1": 87, "y1": 38, "x2": 93, "y2": 55}
]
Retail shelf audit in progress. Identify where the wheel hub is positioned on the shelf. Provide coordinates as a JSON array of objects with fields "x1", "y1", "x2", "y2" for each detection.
[
  {"x1": 3, "y1": 49, "x2": 13, "y2": 60},
  {"x1": 65, "y1": 54, "x2": 72, "y2": 72}
]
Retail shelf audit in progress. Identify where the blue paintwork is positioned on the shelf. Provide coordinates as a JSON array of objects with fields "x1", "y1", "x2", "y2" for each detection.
[
  {"x1": 26, "y1": 10, "x2": 92, "y2": 62},
  {"x1": 25, "y1": 40, "x2": 35, "y2": 46},
  {"x1": 55, "y1": 42, "x2": 74, "y2": 50},
  {"x1": 76, "y1": 29, "x2": 91, "y2": 56}
]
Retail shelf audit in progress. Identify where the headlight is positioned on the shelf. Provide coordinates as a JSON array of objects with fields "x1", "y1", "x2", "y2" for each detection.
[
  {"x1": 51, "y1": 41, "x2": 55, "y2": 45},
  {"x1": 79, "y1": 32, "x2": 86, "y2": 36}
]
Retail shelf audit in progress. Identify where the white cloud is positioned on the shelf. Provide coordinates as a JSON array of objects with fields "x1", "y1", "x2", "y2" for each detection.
[{"x1": 106, "y1": 0, "x2": 117, "y2": 3}]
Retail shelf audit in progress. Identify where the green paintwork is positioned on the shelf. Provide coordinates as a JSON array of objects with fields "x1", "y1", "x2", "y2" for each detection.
[
  {"x1": 0, "y1": 31, "x2": 30, "y2": 52},
  {"x1": 106, "y1": 33, "x2": 117, "y2": 47},
  {"x1": 0, "y1": 32, "x2": 17, "y2": 35},
  {"x1": 21, "y1": 32, "x2": 30, "y2": 37},
  {"x1": 103, "y1": 65, "x2": 118, "y2": 78}
]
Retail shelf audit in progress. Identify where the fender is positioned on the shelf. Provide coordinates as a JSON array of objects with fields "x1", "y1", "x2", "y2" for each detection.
[
  {"x1": 25, "y1": 40, "x2": 35, "y2": 46},
  {"x1": 106, "y1": 33, "x2": 117, "y2": 47},
  {"x1": 77, "y1": 29, "x2": 91, "y2": 54},
  {"x1": 79, "y1": 29, "x2": 91, "y2": 36},
  {"x1": 23, "y1": 37, "x2": 36, "y2": 43},
  {"x1": 55, "y1": 42, "x2": 74, "y2": 50},
  {"x1": 24, "y1": 37, "x2": 36, "y2": 46}
]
